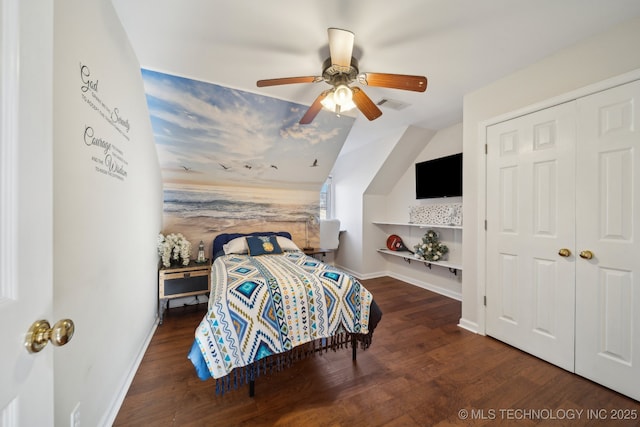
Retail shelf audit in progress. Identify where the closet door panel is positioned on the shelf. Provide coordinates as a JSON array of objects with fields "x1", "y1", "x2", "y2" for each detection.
[
  {"x1": 575, "y1": 79, "x2": 640, "y2": 401},
  {"x1": 486, "y1": 102, "x2": 576, "y2": 371}
]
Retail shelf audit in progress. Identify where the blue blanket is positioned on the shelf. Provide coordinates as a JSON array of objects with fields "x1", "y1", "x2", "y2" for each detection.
[{"x1": 189, "y1": 251, "x2": 374, "y2": 381}]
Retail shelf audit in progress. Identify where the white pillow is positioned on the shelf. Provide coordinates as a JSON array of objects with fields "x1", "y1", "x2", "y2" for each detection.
[
  {"x1": 223, "y1": 237, "x2": 249, "y2": 255},
  {"x1": 276, "y1": 236, "x2": 301, "y2": 252}
]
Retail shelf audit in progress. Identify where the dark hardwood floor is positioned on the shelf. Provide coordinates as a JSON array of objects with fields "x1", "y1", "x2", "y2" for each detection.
[{"x1": 114, "y1": 277, "x2": 640, "y2": 426}]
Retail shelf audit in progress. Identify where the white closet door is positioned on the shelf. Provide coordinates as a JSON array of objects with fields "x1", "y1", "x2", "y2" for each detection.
[
  {"x1": 575, "y1": 79, "x2": 640, "y2": 401},
  {"x1": 486, "y1": 102, "x2": 577, "y2": 371}
]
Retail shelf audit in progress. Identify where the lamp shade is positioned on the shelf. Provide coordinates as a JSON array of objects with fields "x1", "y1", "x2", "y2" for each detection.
[
  {"x1": 328, "y1": 28, "x2": 354, "y2": 68},
  {"x1": 320, "y1": 86, "x2": 356, "y2": 113},
  {"x1": 333, "y1": 85, "x2": 352, "y2": 105}
]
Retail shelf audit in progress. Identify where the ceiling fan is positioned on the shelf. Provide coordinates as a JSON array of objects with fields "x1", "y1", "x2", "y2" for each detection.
[{"x1": 257, "y1": 28, "x2": 428, "y2": 124}]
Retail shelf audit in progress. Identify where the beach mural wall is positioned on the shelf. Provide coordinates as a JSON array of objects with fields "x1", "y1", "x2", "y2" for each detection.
[{"x1": 141, "y1": 69, "x2": 355, "y2": 254}]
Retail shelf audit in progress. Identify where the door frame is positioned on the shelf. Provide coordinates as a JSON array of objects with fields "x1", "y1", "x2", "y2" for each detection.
[{"x1": 476, "y1": 68, "x2": 640, "y2": 335}]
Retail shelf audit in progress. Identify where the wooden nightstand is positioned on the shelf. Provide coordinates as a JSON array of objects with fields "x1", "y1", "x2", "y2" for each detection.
[{"x1": 158, "y1": 259, "x2": 211, "y2": 324}]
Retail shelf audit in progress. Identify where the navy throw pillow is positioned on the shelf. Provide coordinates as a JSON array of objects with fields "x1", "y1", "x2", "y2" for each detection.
[{"x1": 246, "y1": 235, "x2": 283, "y2": 256}]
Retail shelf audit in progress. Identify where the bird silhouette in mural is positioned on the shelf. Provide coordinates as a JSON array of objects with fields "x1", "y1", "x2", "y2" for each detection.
[
  {"x1": 219, "y1": 163, "x2": 230, "y2": 170},
  {"x1": 244, "y1": 164, "x2": 252, "y2": 169},
  {"x1": 310, "y1": 159, "x2": 318, "y2": 167},
  {"x1": 181, "y1": 165, "x2": 192, "y2": 172},
  {"x1": 270, "y1": 165, "x2": 278, "y2": 170}
]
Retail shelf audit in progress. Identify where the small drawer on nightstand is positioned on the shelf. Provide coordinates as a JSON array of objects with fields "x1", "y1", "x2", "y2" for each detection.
[
  {"x1": 159, "y1": 261, "x2": 211, "y2": 299},
  {"x1": 162, "y1": 273, "x2": 208, "y2": 296},
  {"x1": 158, "y1": 260, "x2": 211, "y2": 324}
]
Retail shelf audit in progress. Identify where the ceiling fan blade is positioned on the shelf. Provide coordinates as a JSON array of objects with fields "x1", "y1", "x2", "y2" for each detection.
[
  {"x1": 351, "y1": 87, "x2": 382, "y2": 121},
  {"x1": 359, "y1": 73, "x2": 427, "y2": 92},
  {"x1": 299, "y1": 90, "x2": 330, "y2": 124},
  {"x1": 328, "y1": 28, "x2": 354, "y2": 68},
  {"x1": 257, "y1": 76, "x2": 320, "y2": 87}
]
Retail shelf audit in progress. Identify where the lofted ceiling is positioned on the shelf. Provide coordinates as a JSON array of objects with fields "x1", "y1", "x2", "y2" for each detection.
[{"x1": 112, "y1": 0, "x2": 640, "y2": 157}]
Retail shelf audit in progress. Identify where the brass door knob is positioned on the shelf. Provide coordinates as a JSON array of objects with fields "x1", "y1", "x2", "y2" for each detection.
[
  {"x1": 558, "y1": 248, "x2": 571, "y2": 257},
  {"x1": 24, "y1": 319, "x2": 75, "y2": 353},
  {"x1": 579, "y1": 250, "x2": 594, "y2": 260}
]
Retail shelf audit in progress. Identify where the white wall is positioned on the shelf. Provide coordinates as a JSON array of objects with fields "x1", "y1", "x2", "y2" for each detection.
[
  {"x1": 366, "y1": 123, "x2": 463, "y2": 298},
  {"x1": 333, "y1": 120, "x2": 465, "y2": 301},
  {"x1": 53, "y1": 0, "x2": 162, "y2": 425},
  {"x1": 461, "y1": 15, "x2": 640, "y2": 333},
  {"x1": 382, "y1": 123, "x2": 462, "y2": 222},
  {"x1": 332, "y1": 126, "x2": 407, "y2": 275}
]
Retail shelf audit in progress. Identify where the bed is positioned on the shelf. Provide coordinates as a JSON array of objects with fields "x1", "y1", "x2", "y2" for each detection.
[{"x1": 187, "y1": 231, "x2": 382, "y2": 396}]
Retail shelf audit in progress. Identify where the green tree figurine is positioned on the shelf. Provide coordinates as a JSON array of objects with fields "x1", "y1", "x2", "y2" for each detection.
[{"x1": 413, "y1": 229, "x2": 449, "y2": 262}]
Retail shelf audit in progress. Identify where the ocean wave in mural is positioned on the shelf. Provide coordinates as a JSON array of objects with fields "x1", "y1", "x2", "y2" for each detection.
[{"x1": 162, "y1": 185, "x2": 320, "y2": 255}]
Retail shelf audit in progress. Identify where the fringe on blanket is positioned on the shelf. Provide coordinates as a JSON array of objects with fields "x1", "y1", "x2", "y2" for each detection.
[{"x1": 214, "y1": 329, "x2": 373, "y2": 395}]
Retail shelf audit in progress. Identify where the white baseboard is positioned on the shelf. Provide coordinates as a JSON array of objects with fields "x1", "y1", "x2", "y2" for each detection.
[
  {"x1": 100, "y1": 316, "x2": 158, "y2": 427},
  {"x1": 385, "y1": 270, "x2": 462, "y2": 301},
  {"x1": 337, "y1": 265, "x2": 463, "y2": 302},
  {"x1": 333, "y1": 263, "x2": 373, "y2": 280},
  {"x1": 358, "y1": 271, "x2": 388, "y2": 280},
  {"x1": 458, "y1": 317, "x2": 480, "y2": 334}
]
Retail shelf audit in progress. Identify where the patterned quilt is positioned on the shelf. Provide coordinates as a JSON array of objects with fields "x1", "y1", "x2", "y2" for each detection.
[{"x1": 192, "y1": 251, "x2": 374, "y2": 380}]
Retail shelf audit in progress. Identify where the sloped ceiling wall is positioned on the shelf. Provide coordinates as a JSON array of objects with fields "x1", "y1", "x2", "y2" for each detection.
[
  {"x1": 142, "y1": 69, "x2": 355, "y2": 191},
  {"x1": 365, "y1": 126, "x2": 437, "y2": 195}
]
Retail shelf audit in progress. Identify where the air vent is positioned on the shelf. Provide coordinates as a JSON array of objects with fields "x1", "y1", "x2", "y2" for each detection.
[{"x1": 376, "y1": 98, "x2": 409, "y2": 111}]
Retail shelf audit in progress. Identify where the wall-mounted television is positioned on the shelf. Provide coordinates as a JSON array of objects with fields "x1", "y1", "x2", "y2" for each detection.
[{"x1": 415, "y1": 153, "x2": 463, "y2": 199}]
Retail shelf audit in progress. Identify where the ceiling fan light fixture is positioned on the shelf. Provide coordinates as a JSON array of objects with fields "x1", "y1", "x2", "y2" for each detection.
[
  {"x1": 334, "y1": 84, "x2": 353, "y2": 106},
  {"x1": 320, "y1": 95, "x2": 334, "y2": 110},
  {"x1": 320, "y1": 86, "x2": 355, "y2": 114}
]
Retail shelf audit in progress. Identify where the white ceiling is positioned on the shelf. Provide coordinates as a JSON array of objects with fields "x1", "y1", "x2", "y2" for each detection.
[{"x1": 112, "y1": 0, "x2": 640, "y2": 145}]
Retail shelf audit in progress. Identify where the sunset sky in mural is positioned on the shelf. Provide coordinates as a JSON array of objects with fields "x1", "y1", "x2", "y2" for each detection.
[{"x1": 141, "y1": 69, "x2": 355, "y2": 190}]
